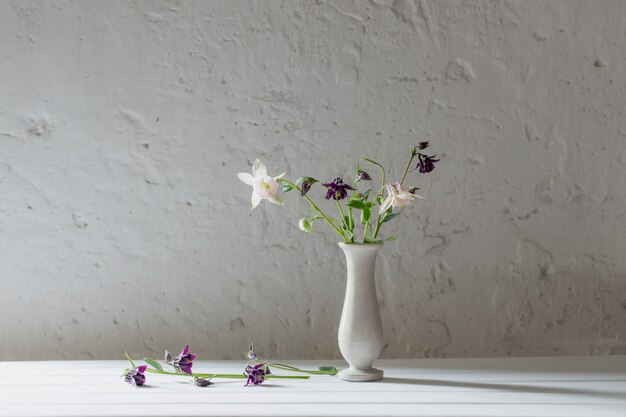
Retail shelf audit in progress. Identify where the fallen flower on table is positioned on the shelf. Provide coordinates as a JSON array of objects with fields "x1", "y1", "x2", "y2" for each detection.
[
  {"x1": 194, "y1": 377, "x2": 212, "y2": 387},
  {"x1": 121, "y1": 343, "x2": 338, "y2": 388},
  {"x1": 244, "y1": 362, "x2": 269, "y2": 386},
  {"x1": 171, "y1": 344, "x2": 196, "y2": 374},
  {"x1": 124, "y1": 365, "x2": 147, "y2": 387}
]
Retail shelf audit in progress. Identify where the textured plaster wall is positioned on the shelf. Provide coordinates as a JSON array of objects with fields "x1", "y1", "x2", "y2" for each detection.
[{"x1": 1, "y1": 0, "x2": 626, "y2": 361}]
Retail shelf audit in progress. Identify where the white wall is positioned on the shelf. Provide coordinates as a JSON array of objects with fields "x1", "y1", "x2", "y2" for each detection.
[{"x1": 1, "y1": 0, "x2": 625, "y2": 360}]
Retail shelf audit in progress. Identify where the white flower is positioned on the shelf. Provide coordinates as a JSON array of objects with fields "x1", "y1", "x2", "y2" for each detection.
[
  {"x1": 378, "y1": 182, "x2": 424, "y2": 214},
  {"x1": 237, "y1": 159, "x2": 285, "y2": 209}
]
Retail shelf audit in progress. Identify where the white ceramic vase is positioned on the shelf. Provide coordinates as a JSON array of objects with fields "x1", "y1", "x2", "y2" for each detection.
[{"x1": 337, "y1": 242, "x2": 384, "y2": 382}]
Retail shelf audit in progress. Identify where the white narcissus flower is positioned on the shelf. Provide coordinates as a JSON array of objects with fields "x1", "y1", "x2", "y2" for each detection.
[
  {"x1": 237, "y1": 159, "x2": 285, "y2": 209},
  {"x1": 379, "y1": 182, "x2": 424, "y2": 214}
]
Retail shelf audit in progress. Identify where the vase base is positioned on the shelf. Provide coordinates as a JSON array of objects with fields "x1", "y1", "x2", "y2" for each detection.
[{"x1": 338, "y1": 367, "x2": 384, "y2": 382}]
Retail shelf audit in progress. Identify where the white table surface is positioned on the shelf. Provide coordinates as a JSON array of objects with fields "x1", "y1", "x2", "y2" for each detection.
[{"x1": 1, "y1": 356, "x2": 625, "y2": 417}]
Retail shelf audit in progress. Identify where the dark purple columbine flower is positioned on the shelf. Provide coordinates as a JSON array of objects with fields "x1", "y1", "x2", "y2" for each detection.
[
  {"x1": 194, "y1": 378, "x2": 212, "y2": 387},
  {"x1": 125, "y1": 365, "x2": 147, "y2": 387},
  {"x1": 418, "y1": 141, "x2": 430, "y2": 150},
  {"x1": 415, "y1": 154, "x2": 440, "y2": 174},
  {"x1": 321, "y1": 178, "x2": 355, "y2": 201},
  {"x1": 244, "y1": 363, "x2": 268, "y2": 386},
  {"x1": 358, "y1": 170, "x2": 372, "y2": 181},
  {"x1": 173, "y1": 345, "x2": 197, "y2": 374},
  {"x1": 300, "y1": 177, "x2": 318, "y2": 196}
]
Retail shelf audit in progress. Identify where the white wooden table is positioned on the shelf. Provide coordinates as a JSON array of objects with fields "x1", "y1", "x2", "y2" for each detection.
[{"x1": 1, "y1": 356, "x2": 625, "y2": 416}]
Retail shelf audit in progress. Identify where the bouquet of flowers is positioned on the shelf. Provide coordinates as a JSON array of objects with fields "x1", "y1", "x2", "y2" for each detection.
[{"x1": 237, "y1": 142, "x2": 439, "y2": 243}]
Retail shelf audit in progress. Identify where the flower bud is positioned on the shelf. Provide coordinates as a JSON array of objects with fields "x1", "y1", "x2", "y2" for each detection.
[{"x1": 298, "y1": 218, "x2": 312, "y2": 233}]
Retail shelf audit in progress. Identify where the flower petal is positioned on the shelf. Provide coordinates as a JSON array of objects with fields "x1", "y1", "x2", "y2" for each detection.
[
  {"x1": 275, "y1": 172, "x2": 286, "y2": 179},
  {"x1": 252, "y1": 159, "x2": 267, "y2": 178},
  {"x1": 251, "y1": 192, "x2": 262, "y2": 209},
  {"x1": 379, "y1": 196, "x2": 393, "y2": 214},
  {"x1": 267, "y1": 192, "x2": 284, "y2": 206},
  {"x1": 237, "y1": 172, "x2": 256, "y2": 185}
]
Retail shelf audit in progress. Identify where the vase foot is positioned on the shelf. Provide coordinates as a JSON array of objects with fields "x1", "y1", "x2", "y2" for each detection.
[{"x1": 338, "y1": 367, "x2": 383, "y2": 382}]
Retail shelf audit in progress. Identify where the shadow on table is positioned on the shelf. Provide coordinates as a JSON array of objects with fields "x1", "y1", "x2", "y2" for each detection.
[{"x1": 380, "y1": 377, "x2": 626, "y2": 400}]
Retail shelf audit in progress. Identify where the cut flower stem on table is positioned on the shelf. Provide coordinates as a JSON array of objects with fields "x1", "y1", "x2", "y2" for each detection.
[{"x1": 122, "y1": 343, "x2": 338, "y2": 387}]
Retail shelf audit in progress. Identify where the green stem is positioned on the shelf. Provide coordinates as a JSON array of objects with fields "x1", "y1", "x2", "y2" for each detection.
[
  {"x1": 335, "y1": 200, "x2": 348, "y2": 231},
  {"x1": 144, "y1": 368, "x2": 309, "y2": 380},
  {"x1": 363, "y1": 157, "x2": 385, "y2": 196},
  {"x1": 278, "y1": 179, "x2": 345, "y2": 240},
  {"x1": 373, "y1": 211, "x2": 392, "y2": 240},
  {"x1": 399, "y1": 154, "x2": 417, "y2": 186},
  {"x1": 363, "y1": 157, "x2": 387, "y2": 241},
  {"x1": 347, "y1": 176, "x2": 360, "y2": 242},
  {"x1": 373, "y1": 217, "x2": 382, "y2": 239},
  {"x1": 247, "y1": 360, "x2": 338, "y2": 376},
  {"x1": 347, "y1": 207, "x2": 354, "y2": 242},
  {"x1": 268, "y1": 363, "x2": 337, "y2": 375},
  {"x1": 363, "y1": 221, "x2": 370, "y2": 243}
]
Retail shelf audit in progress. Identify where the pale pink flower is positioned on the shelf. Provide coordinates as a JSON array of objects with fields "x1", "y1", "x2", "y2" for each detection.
[
  {"x1": 379, "y1": 182, "x2": 423, "y2": 214},
  {"x1": 237, "y1": 159, "x2": 285, "y2": 209}
]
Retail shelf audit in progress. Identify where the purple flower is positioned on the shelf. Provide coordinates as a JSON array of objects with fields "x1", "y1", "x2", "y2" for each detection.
[
  {"x1": 418, "y1": 141, "x2": 430, "y2": 150},
  {"x1": 173, "y1": 345, "x2": 197, "y2": 374},
  {"x1": 300, "y1": 177, "x2": 318, "y2": 196},
  {"x1": 321, "y1": 178, "x2": 355, "y2": 201},
  {"x1": 125, "y1": 365, "x2": 147, "y2": 387},
  {"x1": 415, "y1": 154, "x2": 439, "y2": 174},
  {"x1": 244, "y1": 363, "x2": 268, "y2": 386},
  {"x1": 194, "y1": 378, "x2": 212, "y2": 387},
  {"x1": 358, "y1": 170, "x2": 372, "y2": 181}
]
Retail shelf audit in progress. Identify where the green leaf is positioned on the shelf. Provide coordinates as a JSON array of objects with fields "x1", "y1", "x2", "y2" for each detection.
[
  {"x1": 343, "y1": 228, "x2": 354, "y2": 241},
  {"x1": 376, "y1": 195, "x2": 384, "y2": 205},
  {"x1": 143, "y1": 358, "x2": 163, "y2": 371},
  {"x1": 383, "y1": 235, "x2": 398, "y2": 241},
  {"x1": 347, "y1": 199, "x2": 366, "y2": 210},
  {"x1": 294, "y1": 176, "x2": 306, "y2": 186},
  {"x1": 360, "y1": 207, "x2": 371, "y2": 224},
  {"x1": 343, "y1": 215, "x2": 351, "y2": 228},
  {"x1": 361, "y1": 189, "x2": 371, "y2": 201},
  {"x1": 362, "y1": 157, "x2": 380, "y2": 166},
  {"x1": 124, "y1": 352, "x2": 136, "y2": 368},
  {"x1": 281, "y1": 183, "x2": 294, "y2": 193},
  {"x1": 381, "y1": 210, "x2": 403, "y2": 223}
]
